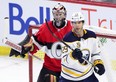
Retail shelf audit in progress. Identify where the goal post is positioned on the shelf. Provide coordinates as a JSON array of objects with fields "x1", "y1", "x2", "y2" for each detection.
[
  {"x1": 28, "y1": 25, "x2": 41, "y2": 82},
  {"x1": 28, "y1": 25, "x2": 116, "y2": 82}
]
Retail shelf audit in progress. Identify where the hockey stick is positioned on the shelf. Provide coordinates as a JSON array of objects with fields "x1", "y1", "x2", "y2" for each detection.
[
  {"x1": 2, "y1": 37, "x2": 42, "y2": 60},
  {"x1": 45, "y1": 19, "x2": 99, "y2": 71},
  {"x1": 45, "y1": 19, "x2": 73, "y2": 51}
]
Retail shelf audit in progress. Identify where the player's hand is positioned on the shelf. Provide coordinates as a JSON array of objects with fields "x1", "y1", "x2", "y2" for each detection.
[
  {"x1": 9, "y1": 35, "x2": 33, "y2": 58},
  {"x1": 72, "y1": 48, "x2": 84, "y2": 63},
  {"x1": 94, "y1": 64, "x2": 105, "y2": 75}
]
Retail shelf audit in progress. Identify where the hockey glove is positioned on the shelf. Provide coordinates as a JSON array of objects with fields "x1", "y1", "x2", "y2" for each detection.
[
  {"x1": 9, "y1": 35, "x2": 32, "y2": 58},
  {"x1": 94, "y1": 60, "x2": 105, "y2": 75},
  {"x1": 72, "y1": 48, "x2": 84, "y2": 63}
]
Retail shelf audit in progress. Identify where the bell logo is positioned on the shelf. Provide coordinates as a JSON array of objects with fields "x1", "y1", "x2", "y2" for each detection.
[{"x1": 9, "y1": 3, "x2": 50, "y2": 35}]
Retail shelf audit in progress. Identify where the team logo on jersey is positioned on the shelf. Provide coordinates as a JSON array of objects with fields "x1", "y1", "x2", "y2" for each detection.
[{"x1": 81, "y1": 49, "x2": 91, "y2": 64}]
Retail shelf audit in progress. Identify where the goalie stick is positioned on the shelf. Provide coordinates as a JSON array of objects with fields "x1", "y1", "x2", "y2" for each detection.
[{"x1": 2, "y1": 37, "x2": 42, "y2": 60}]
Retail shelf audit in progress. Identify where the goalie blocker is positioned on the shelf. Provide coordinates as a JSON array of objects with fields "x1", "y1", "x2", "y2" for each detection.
[{"x1": 9, "y1": 35, "x2": 33, "y2": 58}]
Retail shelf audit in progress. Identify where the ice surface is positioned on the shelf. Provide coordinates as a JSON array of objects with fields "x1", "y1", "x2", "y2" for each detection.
[
  {"x1": 0, "y1": 56, "x2": 108, "y2": 82},
  {"x1": 0, "y1": 56, "x2": 43, "y2": 82}
]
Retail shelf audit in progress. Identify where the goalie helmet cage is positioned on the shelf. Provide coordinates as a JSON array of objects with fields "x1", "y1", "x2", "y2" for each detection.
[{"x1": 28, "y1": 25, "x2": 116, "y2": 82}]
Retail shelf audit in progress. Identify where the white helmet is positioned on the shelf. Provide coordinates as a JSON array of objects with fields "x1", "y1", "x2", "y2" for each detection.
[{"x1": 71, "y1": 12, "x2": 85, "y2": 22}]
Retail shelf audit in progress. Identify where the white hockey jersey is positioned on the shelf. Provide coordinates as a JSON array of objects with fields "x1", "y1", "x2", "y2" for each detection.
[{"x1": 61, "y1": 29, "x2": 102, "y2": 81}]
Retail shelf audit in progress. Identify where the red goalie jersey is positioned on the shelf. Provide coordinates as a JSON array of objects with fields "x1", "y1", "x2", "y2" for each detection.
[{"x1": 30, "y1": 20, "x2": 72, "y2": 72}]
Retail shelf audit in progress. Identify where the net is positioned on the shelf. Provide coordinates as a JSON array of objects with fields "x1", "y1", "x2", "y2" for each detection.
[{"x1": 85, "y1": 25, "x2": 116, "y2": 82}]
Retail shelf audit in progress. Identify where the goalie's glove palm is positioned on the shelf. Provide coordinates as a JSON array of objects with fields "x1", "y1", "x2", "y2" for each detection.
[
  {"x1": 72, "y1": 48, "x2": 84, "y2": 63},
  {"x1": 9, "y1": 35, "x2": 32, "y2": 58}
]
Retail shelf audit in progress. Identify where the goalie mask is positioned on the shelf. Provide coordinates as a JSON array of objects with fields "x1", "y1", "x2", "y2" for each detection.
[{"x1": 52, "y1": 3, "x2": 67, "y2": 28}]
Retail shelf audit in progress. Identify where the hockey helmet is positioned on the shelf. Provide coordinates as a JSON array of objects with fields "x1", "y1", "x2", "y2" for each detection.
[
  {"x1": 52, "y1": 3, "x2": 67, "y2": 28},
  {"x1": 71, "y1": 12, "x2": 85, "y2": 22},
  {"x1": 52, "y1": 3, "x2": 67, "y2": 15}
]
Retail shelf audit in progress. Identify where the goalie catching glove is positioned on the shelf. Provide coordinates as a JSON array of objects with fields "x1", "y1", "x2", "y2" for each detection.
[
  {"x1": 72, "y1": 48, "x2": 84, "y2": 63},
  {"x1": 94, "y1": 59, "x2": 105, "y2": 75},
  {"x1": 9, "y1": 35, "x2": 33, "y2": 58}
]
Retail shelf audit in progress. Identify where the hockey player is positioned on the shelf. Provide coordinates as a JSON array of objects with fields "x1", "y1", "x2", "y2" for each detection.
[
  {"x1": 9, "y1": 3, "x2": 72, "y2": 82},
  {"x1": 59, "y1": 12, "x2": 105, "y2": 82}
]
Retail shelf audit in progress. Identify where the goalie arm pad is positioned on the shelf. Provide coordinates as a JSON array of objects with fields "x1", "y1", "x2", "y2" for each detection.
[
  {"x1": 29, "y1": 43, "x2": 39, "y2": 54},
  {"x1": 29, "y1": 35, "x2": 44, "y2": 54}
]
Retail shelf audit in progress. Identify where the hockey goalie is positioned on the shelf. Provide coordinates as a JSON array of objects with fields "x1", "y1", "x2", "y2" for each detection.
[{"x1": 7, "y1": 3, "x2": 72, "y2": 82}]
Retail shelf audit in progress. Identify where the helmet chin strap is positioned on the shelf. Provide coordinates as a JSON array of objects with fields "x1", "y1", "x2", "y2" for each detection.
[{"x1": 53, "y1": 18, "x2": 66, "y2": 28}]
